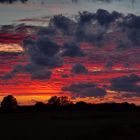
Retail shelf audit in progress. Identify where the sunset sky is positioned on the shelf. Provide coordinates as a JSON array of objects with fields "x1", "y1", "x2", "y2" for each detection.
[{"x1": 0, "y1": 0, "x2": 140, "y2": 105}]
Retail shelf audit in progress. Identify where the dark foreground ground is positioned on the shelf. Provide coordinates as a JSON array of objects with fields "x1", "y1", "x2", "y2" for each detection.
[{"x1": 0, "y1": 111, "x2": 140, "y2": 140}]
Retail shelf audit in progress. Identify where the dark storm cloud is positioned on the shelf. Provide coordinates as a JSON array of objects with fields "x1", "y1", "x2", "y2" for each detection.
[
  {"x1": 18, "y1": 36, "x2": 63, "y2": 80},
  {"x1": 37, "y1": 27, "x2": 56, "y2": 36},
  {"x1": 123, "y1": 15, "x2": 140, "y2": 29},
  {"x1": 110, "y1": 74, "x2": 140, "y2": 94},
  {"x1": 78, "y1": 11, "x2": 96, "y2": 25},
  {"x1": 105, "y1": 61, "x2": 114, "y2": 69},
  {"x1": 62, "y1": 82, "x2": 107, "y2": 98},
  {"x1": 1, "y1": 64, "x2": 23, "y2": 80},
  {"x1": 71, "y1": 63, "x2": 88, "y2": 74},
  {"x1": 74, "y1": 9, "x2": 122, "y2": 46},
  {"x1": 24, "y1": 63, "x2": 52, "y2": 80},
  {"x1": 30, "y1": 70, "x2": 52, "y2": 80},
  {"x1": 120, "y1": 15, "x2": 140, "y2": 47},
  {"x1": 1, "y1": 36, "x2": 62, "y2": 80},
  {"x1": 45, "y1": 9, "x2": 139, "y2": 49},
  {"x1": 116, "y1": 40, "x2": 130, "y2": 51},
  {"x1": 78, "y1": 9, "x2": 122, "y2": 25},
  {"x1": 23, "y1": 36, "x2": 63, "y2": 68},
  {"x1": 49, "y1": 15, "x2": 77, "y2": 35},
  {"x1": 62, "y1": 42, "x2": 86, "y2": 57},
  {"x1": 2, "y1": 72, "x2": 15, "y2": 80},
  {"x1": 96, "y1": 9, "x2": 122, "y2": 26},
  {"x1": 75, "y1": 28, "x2": 105, "y2": 46},
  {"x1": 2, "y1": 63, "x2": 52, "y2": 80},
  {"x1": 0, "y1": 0, "x2": 28, "y2": 3},
  {"x1": 79, "y1": 9, "x2": 140, "y2": 48},
  {"x1": 2, "y1": 8, "x2": 140, "y2": 80},
  {"x1": 127, "y1": 29, "x2": 140, "y2": 46}
]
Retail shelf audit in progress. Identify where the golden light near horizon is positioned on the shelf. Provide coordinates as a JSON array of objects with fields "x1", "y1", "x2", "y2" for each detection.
[{"x1": 0, "y1": 43, "x2": 23, "y2": 53}]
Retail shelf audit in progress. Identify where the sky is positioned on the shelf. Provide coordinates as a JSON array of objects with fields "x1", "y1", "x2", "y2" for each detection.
[
  {"x1": 0, "y1": 0, "x2": 140, "y2": 105},
  {"x1": 0, "y1": 0, "x2": 140, "y2": 25}
]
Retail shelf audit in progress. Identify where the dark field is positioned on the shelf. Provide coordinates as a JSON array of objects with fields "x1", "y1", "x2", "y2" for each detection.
[{"x1": 0, "y1": 111, "x2": 140, "y2": 140}]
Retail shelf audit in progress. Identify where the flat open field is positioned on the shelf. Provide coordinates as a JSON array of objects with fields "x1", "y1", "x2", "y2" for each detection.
[{"x1": 0, "y1": 111, "x2": 140, "y2": 140}]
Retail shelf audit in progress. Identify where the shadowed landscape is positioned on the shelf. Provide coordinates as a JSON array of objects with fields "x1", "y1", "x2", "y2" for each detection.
[{"x1": 0, "y1": 95, "x2": 140, "y2": 140}]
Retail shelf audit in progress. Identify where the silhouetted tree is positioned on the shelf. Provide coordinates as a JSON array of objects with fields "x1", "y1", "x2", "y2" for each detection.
[
  {"x1": 47, "y1": 96, "x2": 71, "y2": 107},
  {"x1": 34, "y1": 101, "x2": 46, "y2": 111},
  {"x1": 59, "y1": 96, "x2": 71, "y2": 106},
  {"x1": 76, "y1": 101, "x2": 88, "y2": 106},
  {"x1": 47, "y1": 96, "x2": 61, "y2": 107},
  {"x1": 75, "y1": 101, "x2": 89, "y2": 110},
  {"x1": 1, "y1": 95, "x2": 18, "y2": 111}
]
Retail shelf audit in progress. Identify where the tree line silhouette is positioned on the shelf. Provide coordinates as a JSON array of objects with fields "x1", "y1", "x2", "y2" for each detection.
[{"x1": 0, "y1": 95, "x2": 140, "y2": 113}]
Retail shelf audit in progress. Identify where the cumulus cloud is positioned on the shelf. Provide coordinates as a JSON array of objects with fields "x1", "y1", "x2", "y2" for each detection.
[
  {"x1": 110, "y1": 74, "x2": 140, "y2": 94},
  {"x1": 62, "y1": 42, "x2": 85, "y2": 57},
  {"x1": 78, "y1": 9, "x2": 122, "y2": 26},
  {"x1": 96, "y1": 9, "x2": 122, "y2": 26},
  {"x1": 26, "y1": 7, "x2": 140, "y2": 50},
  {"x1": 0, "y1": 0, "x2": 28, "y2": 3},
  {"x1": 2, "y1": 36, "x2": 63, "y2": 80},
  {"x1": 2, "y1": 8, "x2": 140, "y2": 81},
  {"x1": 45, "y1": 9, "x2": 139, "y2": 49},
  {"x1": 23, "y1": 36, "x2": 63, "y2": 68},
  {"x1": 62, "y1": 82, "x2": 107, "y2": 98},
  {"x1": 20, "y1": 36, "x2": 63, "y2": 79},
  {"x1": 37, "y1": 27, "x2": 56, "y2": 36},
  {"x1": 71, "y1": 63, "x2": 88, "y2": 74},
  {"x1": 49, "y1": 15, "x2": 77, "y2": 35}
]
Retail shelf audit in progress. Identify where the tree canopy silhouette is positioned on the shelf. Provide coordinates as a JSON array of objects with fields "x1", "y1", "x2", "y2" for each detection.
[
  {"x1": 47, "y1": 96, "x2": 71, "y2": 107},
  {"x1": 1, "y1": 95, "x2": 18, "y2": 111}
]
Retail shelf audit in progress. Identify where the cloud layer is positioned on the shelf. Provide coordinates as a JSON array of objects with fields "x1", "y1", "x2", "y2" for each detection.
[
  {"x1": 62, "y1": 82, "x2": 106, "y2": 98},
  {"x1": 110, "y1": 74, "x2": 140, "y2": 94}
]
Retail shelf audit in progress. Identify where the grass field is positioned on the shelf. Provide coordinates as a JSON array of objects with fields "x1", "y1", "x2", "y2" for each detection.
[{"x1": 0, "y1": 111, "x2": 140, "y2": 140}]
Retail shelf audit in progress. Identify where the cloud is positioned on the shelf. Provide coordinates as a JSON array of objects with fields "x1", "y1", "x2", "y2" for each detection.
[
  {"x1": 123, "y1": 14, "x2": 140, "y2": 29},
  {"x1": 105, "y1": 61, "x2": 114, "y2": 69},
  {"x1": 121, "y1": 15, "x2": 140, "y2": 47},
  {"x1": 62, "y1": 42, "x2": 86, "y2": 57},
  {"x1": 96, "y1": 9, "x2": 122, "y2": 26},
  {"x1": 78, "y1": 11, "x2": 96, "y2": 25},
  {"x1": 127, "y1": 29, "x2": 140, "y2": 46},
  {"x1": 2, "y1": 36, "x2": 63, "y2": 80},
  {"x1": 0, "y1": 0, "x2": 28, "y2": 3},
  {"x1": 71, "y1": 63, "x2": 88, "y2": 74},
  {"x1": 2, "y1": 63, "x2": 52, "y2": 80},
  {"x1": 1, "y1": 64, "x2": 23, "y2": 80},
  {"x1": 110, "y1": 74, "x2": 140, "y2": 94},
  {"x1": 37, "y1": 27, "x2": 56, "y2": 36},
  {"x1": 2, "y1": 9, "x2": 140, "y2": 81},
  {"x1": 23, "y1": 36, "x2": 63, "y2": 68},
  {"x1": 49, "y1": 15, "x2": 77, "y2": 35},
  {"x1": 20, "y1": 36, "x2": 63, "y2": 79},
  {"x1": 62, "y1": 82, "x2": 107, "y2": 98},
  {"x1": 2, "y1": 72, "x2": 15, "y2": 80},
  {"x1": 30, "y1": 70, "x2": 52, "y2": 80},
  {"x1": 24, "y1": 63, "x2": 52, "y2": 80},
  {"x1": 78, "y1": 9, "x2": 122, "y2": 26}
]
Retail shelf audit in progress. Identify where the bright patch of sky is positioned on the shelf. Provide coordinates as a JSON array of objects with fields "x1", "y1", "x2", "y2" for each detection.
[{"x1": 0, "y1": 0, "x2": 139, "y2": 25}]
